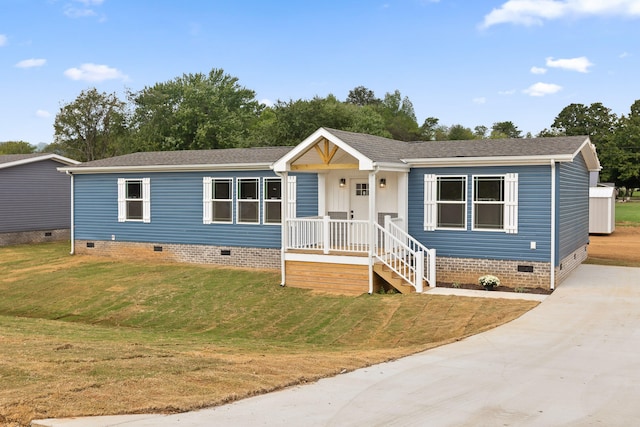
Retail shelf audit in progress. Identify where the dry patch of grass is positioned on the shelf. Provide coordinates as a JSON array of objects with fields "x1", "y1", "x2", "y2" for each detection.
[{"x1": 0, "y1": 242, "x2": 537, "y2": 426}]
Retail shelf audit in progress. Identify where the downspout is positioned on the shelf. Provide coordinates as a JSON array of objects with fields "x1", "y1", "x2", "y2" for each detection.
[
  {"x1": 550, "y1": 160, "x2": 556, "y2": 290},
  {"x1": 66, "y1": 171, "x2": 75, "y2": 255},
  {"x1": 274, "y1": 170, "x2": 286, "y2": 286}
]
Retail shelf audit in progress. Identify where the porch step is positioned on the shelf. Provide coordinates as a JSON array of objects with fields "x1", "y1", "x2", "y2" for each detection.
[{"x1": 373, "y1": 263, "x2": 415, "y2": 294}]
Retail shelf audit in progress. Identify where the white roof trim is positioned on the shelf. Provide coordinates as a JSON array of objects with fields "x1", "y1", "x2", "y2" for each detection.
[
  {"x1": 273, "y1": 127, "x2": 374, "y2": 172},
  {"x1": 373, "y1": 161, "x2": 411, "y2": 172},
  {"x1": 0, "y1": 154, "x2": 79, "y2": 170},
  {"x1": 58, "y1": 162, "x2": 274, "y2": 174},
  {"x1": 402, "y1": 155, "x2": 577, "y2": 168},
  {"x1": 574, "y1": 137, "x2": 602, "y2": 172}
]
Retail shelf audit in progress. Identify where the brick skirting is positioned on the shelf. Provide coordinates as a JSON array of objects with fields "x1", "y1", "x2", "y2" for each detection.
[
  {"x1": 0, "y1": 229, "x2": 70, "y2": 247},
  {"x1": 75, "y1": 240, "x2": 281, "y2": 270},
  {"x1": 436, "y1": 244, "x2": 588, "y2": 290}
]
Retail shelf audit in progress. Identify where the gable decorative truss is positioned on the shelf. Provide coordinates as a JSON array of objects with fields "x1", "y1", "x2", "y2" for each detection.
[{"x1": 273, "y1": 128, "x2": 374, "y2": 172}]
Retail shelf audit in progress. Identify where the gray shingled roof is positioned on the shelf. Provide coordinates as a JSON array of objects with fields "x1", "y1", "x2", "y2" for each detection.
[
  {"x1": 321, "y1": 128, "x2": 411, "y2": 163},
  {"x1": 60, "y1": 129, "x2": 593, "y2": 172},
  {"x1": 0, "y1": 153, "x2": 52, "y2": 165},
  {"x1": 404, "y1": 135, "x2": 590, "y2": 159},
  {"x1": 322, "y1": 128, "x2": 589, "y2": 160},
  {"x1": 69, "y1": 146, "x2": 294, "y2": 168},
  {"x1": 0, "y1": 153, "x2": 78, "y2": 168}
]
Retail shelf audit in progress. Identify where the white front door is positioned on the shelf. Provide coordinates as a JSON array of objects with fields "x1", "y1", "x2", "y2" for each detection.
[
  {"x1": 349, "y1": 179, "x2": 369, "y2": 246},
  {"x1": 350, "y1": 180, "x2": 369, "y2": 220}
]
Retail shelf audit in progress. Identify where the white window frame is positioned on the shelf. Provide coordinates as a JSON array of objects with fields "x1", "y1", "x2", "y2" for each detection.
[
  {"x1": 424, "y1": 175, "x2": 468, "y2": 231},
  {"x1": 263, "y1": 177, "x2": 282, "y2": 225},
  {"x1": 117, "y1": 178, "x2": 150, "y2": 223},
  {"x1": 237, "y1": 177, "x2": 260, "y2": 224},
  {"x1": 203, "y1": 177, "x2": 234, "y2": 224},
  {"x1": 471, "y1": 173, "x2": 518, "y2": 234}
]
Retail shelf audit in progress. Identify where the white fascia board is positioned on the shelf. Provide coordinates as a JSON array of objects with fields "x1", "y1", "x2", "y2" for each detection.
[
  {"x1": 58, "y1": 162, "x2": 274, "y2": 174},
  {"x1": 273, "y1": 127, "x2": 374, "y2": 172},
  {"x1": 574, "y1": 138, "x2": 602, "y2": 172},
  {"x1": 373, "y1": 161, "x2": 411, "y2": 172},
  {"x1": 402, "y1": 155, "x2": 575, "y2": 168},
  {"x1": 1, "y1": 154, "x2": 80, "y2": 170}
]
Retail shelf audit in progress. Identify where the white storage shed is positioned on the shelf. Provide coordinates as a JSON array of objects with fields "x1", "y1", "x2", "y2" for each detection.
[{"x1": 589, "y1": 186, "x2": 616, "y2": 234}]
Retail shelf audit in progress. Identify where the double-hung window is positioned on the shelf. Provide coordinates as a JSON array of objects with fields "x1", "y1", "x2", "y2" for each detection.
[
  {"x1": 437, "y1": 176, "x2": 466, "y2": 229},
  {"x1": 473, "y1": 176, "x2": 504, "y2": 230},
  {"x1": 473, "y1": 174, "x2": 518, "y2": 233},
  {"x1": 203, "y1": 178, "x2": 233, "y2": 224},
  {"x1": 263, "y1": 178, "x2": 282, "y2": 224},
  {"x1": 424, "y1": 175, "x2": 467, "y2": 231},
  {"x1": 237, "y1": 178, "x2": 259, "y2": 224},
  {"x1": 118, "y1": 178, "x2": 150, "y2": 223},
  {"x1": 424, "y1": 173, "x2": 517, "y2": 233}
]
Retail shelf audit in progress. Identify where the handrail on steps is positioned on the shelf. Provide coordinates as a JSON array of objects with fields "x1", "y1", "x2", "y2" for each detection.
[{"x1": 373, "y1": 216, "x2": 436, "y2": 293}]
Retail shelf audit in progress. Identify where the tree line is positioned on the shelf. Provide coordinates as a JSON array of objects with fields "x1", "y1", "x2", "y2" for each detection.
[{"x1": 1, "y1": 67, "x2": 638, "y2": 192}]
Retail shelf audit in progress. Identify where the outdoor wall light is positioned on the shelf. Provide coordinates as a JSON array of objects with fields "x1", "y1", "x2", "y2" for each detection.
[
  {"x1": 379, "y1": 178, "x2": 386, "y2": 188},
  {"x1": 339, "y1": 178, "x2": 346, "y2": 188}
]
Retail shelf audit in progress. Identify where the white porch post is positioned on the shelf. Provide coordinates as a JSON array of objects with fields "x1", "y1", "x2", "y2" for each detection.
[
  {"x1": 368, "y1": 172, "x2": 376, "y2": 294},
  {"x1": 415, "y1": 251, "x2": 424, "y2": 293},
  {"x1": 279, "y1": 171, "x2": 288, "y2": 286}
]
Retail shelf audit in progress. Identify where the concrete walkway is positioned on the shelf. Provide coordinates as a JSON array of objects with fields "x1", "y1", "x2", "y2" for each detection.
[{"x1": 33, "y1": 265, "x2": 640, "y2": 426}]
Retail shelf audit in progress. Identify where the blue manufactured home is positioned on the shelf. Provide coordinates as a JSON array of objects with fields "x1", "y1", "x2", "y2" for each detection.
[{"x1": 59, "y1": 128, "x2": 600, "y2": 294}]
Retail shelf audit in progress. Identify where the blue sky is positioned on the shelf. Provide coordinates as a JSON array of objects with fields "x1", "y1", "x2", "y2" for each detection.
[{"x1": 2, "y1": 0, "x2": 640, "y2": 145}]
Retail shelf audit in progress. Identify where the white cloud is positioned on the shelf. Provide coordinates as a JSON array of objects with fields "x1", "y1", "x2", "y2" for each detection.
[
  {"x1": 74, "y1": 0, "x2": 105, "y2": 5},
  {"x1": 620, "y1": 51, "x2": 631, "y2": 58},
  {"x1": 16, "y1": 58, "x2": 47, "y2": 68},
  {"x1": 260, "y1": 98, "x2": 274, "y2": 107},
  {"x1": 546, "y1": 56, "x2": 593, "y2": 72},
  {"x1": 35, "y1": 110, "x2": 51, "y2": 118},
  {"x1": 498, "y1": 89, "x2": 516, "y2": 95},
  {"x1": 523, "y1": 82, "x2": 563, "y2": 96},
  {"x1": 0, "y1": 34, "x2": 7, "y2": 46},
  {"x1": 530, "y1": 66, "x2": 547, "y2": 74},
  {"x1": 481, "y1": 0, "x2": 640, "y2": 28},
  {"x1": 64, "y1": 0, "x2": 105, "y2": 18},
  {"x1": 472, "y1": 97, "x2": 487, "y2": 104},
  {"x1": 64, "y1": 63, "x2": 128, "y2": 82}
]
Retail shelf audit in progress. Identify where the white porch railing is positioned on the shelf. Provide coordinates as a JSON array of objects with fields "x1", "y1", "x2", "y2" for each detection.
[
  {"x1": 286, "y1": 216, "x2": 370, "y2": 254},
  {"x1": 285, "y1": 215, "x2": 436, "y2": 292}
]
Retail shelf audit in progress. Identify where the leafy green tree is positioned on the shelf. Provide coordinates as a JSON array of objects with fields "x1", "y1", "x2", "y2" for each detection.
[
  {"x1": 420, "y1": 117, "x2": 440, "y2": 141},
  {"x1": 129, "y1": 68, "x2": 261, "y2": 151},
  {"x1": 551, "y1": 103, "x2": 617, "y2": 140},
  {"x1": 0, "y1": 141, "x2": 36, "y2": 154},
  {"x1": 248, "y1": 95, "x2": 390, "y2": 146},
  {"x1": 490, "y1": 121, "x2": 522, "y2": 138},
  {"x1": 549, "y1": 102, "x2": 618, "y2": 187},
  {"x1": 447, "y1": 124, "x2": 475, "y2": 140},
  {"x1": 53, "y1": 88, "x2": 128, "y2": 162},
  {"x1": 377, "y1": 90, "x2": 421, "y2": 141},
  {"x1": 604, "y1": 100, "x2": 640, "y2": 194},
  {"x1": 346, "y1": 86, "x2": 380, "y2": 106},
  {"x1": 474, "y1": 125, "x2": 488, "y2": 139}
]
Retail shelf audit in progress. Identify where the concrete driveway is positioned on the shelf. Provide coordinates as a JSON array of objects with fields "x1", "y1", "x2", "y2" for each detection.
[{"x1": 34, "y1": 264, "x2": 640, "y2": 427}]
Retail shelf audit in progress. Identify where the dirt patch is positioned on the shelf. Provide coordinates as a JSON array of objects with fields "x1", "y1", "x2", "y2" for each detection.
[{"x1": 588, "y1": 226, "x2": 640, "y2": 266}]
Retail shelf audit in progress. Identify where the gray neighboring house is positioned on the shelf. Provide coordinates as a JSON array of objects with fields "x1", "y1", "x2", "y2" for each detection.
[{"x1": 0, "y1": 153, "x2": 80, "y2": 246}]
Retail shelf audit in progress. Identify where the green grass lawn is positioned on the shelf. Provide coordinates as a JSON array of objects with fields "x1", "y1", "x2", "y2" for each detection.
[
  {"x1": 0, "y1": 242, "x2": 537, "y2": 426},
  {"x1": 615, "y1": 200, "x2": 640, "y2": 224}
]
